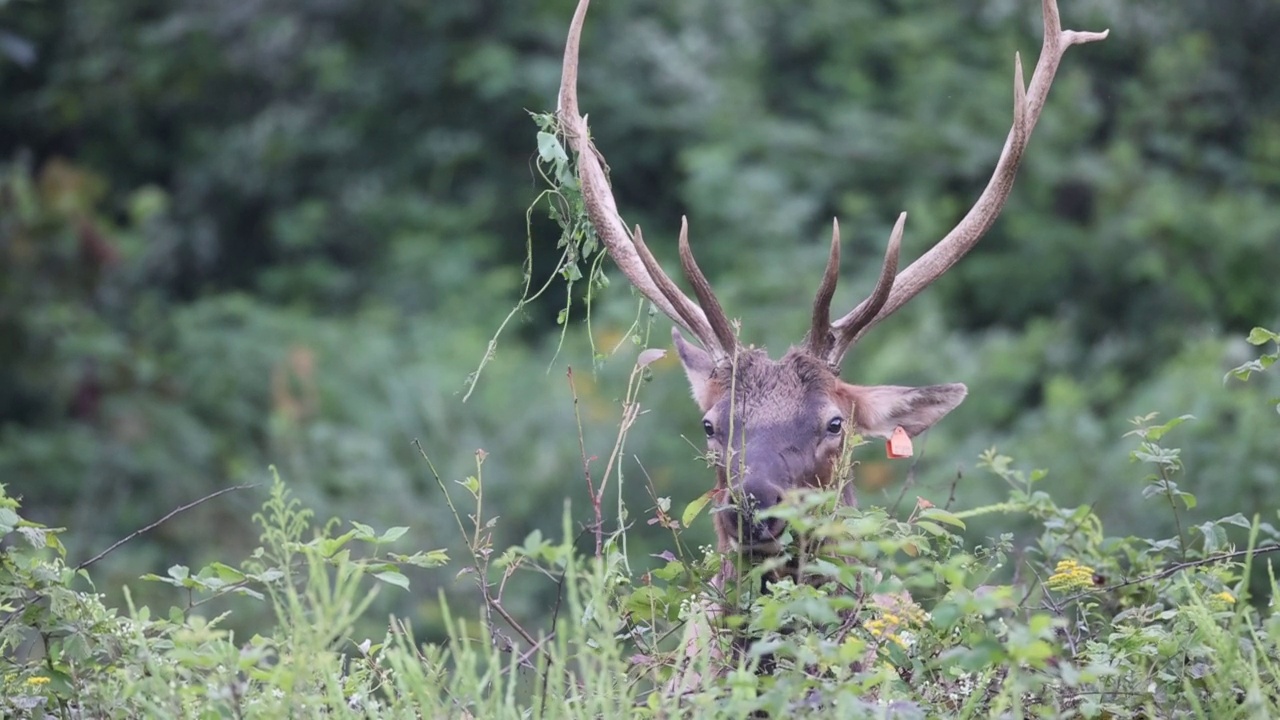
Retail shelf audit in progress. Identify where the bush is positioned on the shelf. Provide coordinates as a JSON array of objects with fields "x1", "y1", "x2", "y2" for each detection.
[{"x1": 2, "y1": 330, "x2": 1279, "y2": 718}]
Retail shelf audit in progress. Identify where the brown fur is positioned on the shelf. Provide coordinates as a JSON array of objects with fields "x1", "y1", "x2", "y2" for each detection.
[{"x1": 678, "y1": 341, "x2": 964, "y2": 562}]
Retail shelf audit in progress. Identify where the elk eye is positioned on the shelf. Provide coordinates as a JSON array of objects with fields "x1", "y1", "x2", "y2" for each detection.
[
  {"x1": 826, "y1": 417, "x2": 844, "y2": 435},
  {"x1": 702, "y1": 419, "x2": 715, "y2": 438}
]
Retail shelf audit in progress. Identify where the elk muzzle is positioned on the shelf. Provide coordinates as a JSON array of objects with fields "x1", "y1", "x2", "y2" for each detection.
[{"x1": 719, "y1": 451, "x2": 797, "y2": 552}]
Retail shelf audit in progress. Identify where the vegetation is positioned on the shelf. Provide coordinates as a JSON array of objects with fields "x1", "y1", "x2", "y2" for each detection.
[
  {"x1": 3, "y1": 346, "x2": 1280, "y2": 716},
  {"x1": 2, "y1": 0, "x2": 1280, "y2": 717}
]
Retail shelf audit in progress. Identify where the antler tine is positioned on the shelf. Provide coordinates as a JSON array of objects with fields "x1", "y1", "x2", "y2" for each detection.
[
  {"x1": 829, "y1": 0, "x2": 1108, "y2": 352},
  {"x1": 676, "y1": 217, "x2": 739, "y2": 354},
  {"x1": 826, "y1": 212, "x2": 904, "y2": 367},
  {"x1": 557, "y1": 0, "x2": 720, "y2": 354},
  {"x1": 805, "y1": 219, "x2": 842, "y2": 359},
  {"x1": 633, "y1": 225, "x2": 729, "y2": 360}
]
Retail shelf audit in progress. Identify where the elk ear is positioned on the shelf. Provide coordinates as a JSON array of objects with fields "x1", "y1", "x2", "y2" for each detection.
[
  {"x1": 672, "y1": 327, "x2": 717, "y2": 411},
  {"x1": 838, "y1": 383, "x2": 968, "y2": 439}
]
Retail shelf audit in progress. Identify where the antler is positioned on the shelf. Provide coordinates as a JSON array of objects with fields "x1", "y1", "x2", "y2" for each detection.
[
  {"x1": 819, "y1": 0, "x2": 1107, "y2": 369},
  {"x1": 806, "y1": 215, "x2": 903, "y2": 360},
  {"x1": 558, "y1": 0, "x2": 737, "y2": 362}
]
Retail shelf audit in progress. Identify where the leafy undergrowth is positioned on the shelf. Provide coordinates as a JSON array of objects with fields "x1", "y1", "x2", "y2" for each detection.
[{"x1": 2, "y1": 331, "x2": 1279, "y2": 719}]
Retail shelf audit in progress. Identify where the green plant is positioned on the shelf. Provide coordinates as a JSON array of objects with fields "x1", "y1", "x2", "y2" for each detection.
[
  {"x1": 1227, "y1": 327, "x2": 1280, "y2": 413},
  {"x1": 7, "y1": 338, "x2": 1280, "y2": 718}
]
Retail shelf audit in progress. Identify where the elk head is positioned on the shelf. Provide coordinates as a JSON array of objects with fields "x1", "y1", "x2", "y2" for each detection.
[{"x1": 556, "y1": 0, "x2": 1106, "y2": 556}]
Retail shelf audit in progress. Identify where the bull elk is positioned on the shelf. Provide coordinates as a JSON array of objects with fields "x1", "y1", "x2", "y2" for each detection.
[{"x1": 556, "y1": 0, "x2": 1106, "y2": 686}]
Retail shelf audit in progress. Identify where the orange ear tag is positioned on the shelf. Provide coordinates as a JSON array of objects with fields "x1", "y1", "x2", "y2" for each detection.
[{"x1": 886, "y1": 426, "x2": 913, "y2": 459}]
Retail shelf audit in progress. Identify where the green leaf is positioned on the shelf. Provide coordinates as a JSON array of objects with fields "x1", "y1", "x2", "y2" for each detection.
[
  {"x1": 0, "y1": 507, "x2": 20, "y2": 535},
  {"x1": 1145, "y1": 414, "x2": 1195, "y2": 442},
  {"x1": 651, "y1": 560, "x2": 686, "y2": 582},
  {"x1": 682, "y1": 492, "x2": 713, "y2": 528},
  {"x1": 920, "y1": 507, "x2": 967, "y2": 531},
  {"x1": 208, "y1": 562, "x2": 246, "y2": 582},
  {"x1": 374, "y1": 571, "x2": 410, "y2": 591},
  {"x1": 536, "y1": 131, "x2": 568, "y2": 165},
  {"x1": 625, "y1": 586, "x2": 670, "y2": 624},
  {"x1": 141, "y1": 573, "x2": 180, "y2": 587},
  {"x1": 378, "y1": 526, "x2": 410, "y2": 544},
  {"x1": 522, "y1": 529, "x2": 545, "y2": 556},
  {"x1": 1227, "y1": 359, "x2": 1267, "y2": 382},
  {"x1": 1134, "y1": 443, "x2": 1181, "y2": 466},
  {"x1": 458, "y1": 476, "x2": 480, "y2": 498},
  {"x1": 317, "y1": 529, "x2": 358, "y2": 558},
  {"x1": 16, "y1": 526, "x2": 48, "y2": 549},
  {"x1": 930, "y1": 601, "x2": 961, "y2": 630},
  {"x1": 1196, "y1": 521, "x2": 1227, "y2": 555},
  {"x1": 390, "y1": 550, "x2": 449, "y2": 568},
  {"x1": 915, "y1": 520, "x2": 946, "y2": 536},
  {"x1": 1246, "y1": 327, "x2": 1280, "y2": 345},
  {"x1": 232, "y1": 587, "x2": 265, "y2": 601},
  {"x1": 1220, "y1": 513, "x2": 1252, "y2": 528},
  {"x1": 249, "y1": 568, "x2": 284, "y2": 584}
]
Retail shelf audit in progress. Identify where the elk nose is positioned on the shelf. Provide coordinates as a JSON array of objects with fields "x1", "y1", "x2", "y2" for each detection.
[{"x1": 729, "y1": 482, "x2": 786, "y2": 547}]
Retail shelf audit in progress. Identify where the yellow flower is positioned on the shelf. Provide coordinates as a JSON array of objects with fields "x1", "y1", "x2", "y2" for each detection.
[
  {"x1": 26, "y1": 676, "x2": 51, "y2": 686},
  {"x1": 865, "y1": 619, "x2": 906, "y2": 648},
  {"x1": 1213, "y1": 591, "x2": 1236, "y2": 605},
  {"x1": 866, "y1": 598, "x2": 927, "y2": 652},
  {"x1": 1046, "y1": 558, "x2": 1095, "y2": 592}
]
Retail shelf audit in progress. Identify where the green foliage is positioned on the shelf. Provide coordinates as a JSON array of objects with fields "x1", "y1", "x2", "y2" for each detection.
[
  {"x1": 4, "y1": 386, "x2": 1280, "y2": 717},
  {"x1": 0, "y1": 472, "x2": 449, "y2": 718},
  {"x1": 1227, "y1": 327, "x2": 1280, "y2": 413}
]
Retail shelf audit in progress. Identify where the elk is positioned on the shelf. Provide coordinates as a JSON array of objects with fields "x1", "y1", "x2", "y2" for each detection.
[{"x1": 556, "y1": 0, "x2": 1106, "y2": 686}]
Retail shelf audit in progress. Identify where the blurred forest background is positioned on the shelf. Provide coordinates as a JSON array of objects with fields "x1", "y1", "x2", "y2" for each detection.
[{"x1": 1, "y1": 0, "x2": 1278, "y2": 637}]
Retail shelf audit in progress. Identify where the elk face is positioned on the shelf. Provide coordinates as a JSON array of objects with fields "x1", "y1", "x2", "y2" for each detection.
[{"x1": 674, "y1": 332, "x2": 966, "y2": 554}]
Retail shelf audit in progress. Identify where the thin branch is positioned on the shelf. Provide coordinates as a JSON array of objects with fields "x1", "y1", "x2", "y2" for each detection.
[
  {"x1": 565, "y1": 366, "x2": 602, "y2": 556},
  {"x1": 0, "y1": 483, "x2": 257, "y2": 636},
  {"x1": 77, "y1": 483, "x2": 258, "y2": 572},
  {"x1": 1064, "y1": 543, "x2": 1280, "y2": 604},
  {"x1": 413, "y1": 440, "x2": 547, "y2": 664},
  {"x1": 944, "y1": 467, "x2": 963, "y2": 512},
  {"x1": 538, "y1": 533, "x2": 580, "y2": 715}
]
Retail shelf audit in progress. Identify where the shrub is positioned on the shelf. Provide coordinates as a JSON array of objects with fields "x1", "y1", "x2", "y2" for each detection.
[{"x1": 2, "y1": 331, "x2": 1279, "y2": 718}]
